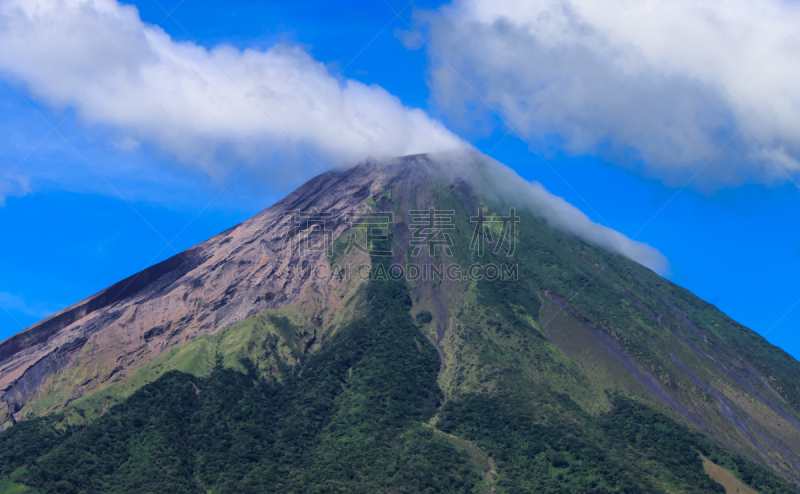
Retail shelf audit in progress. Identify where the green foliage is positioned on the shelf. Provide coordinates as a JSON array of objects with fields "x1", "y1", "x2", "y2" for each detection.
[
  {"x1": 326, "y1": 226, "x2": 352, "y2": 267},
  {"x1": 437, "y1": 391, "x2": 800, "y2": 494},
  {"x1": 415, "y1": 310, "x2": 433, "y2": 325},
  {"x1": 509, "y1": 206, "x2": 800, "y2": 419},
  {"x1": 0, "y1": 242, "x2": 482, "y2": 494},
  {"x1": 3, "y1": 177, "x2": 800, "y2": 494},
  {"x1": 658, "y1": 280, "x2": 800, "y2": 416},
  {"x1": 0, "y1": 416, "x2": 67, "y2": 478},
  {"x1": 602, "y1": 397, "x2": 798, "y2": 494},
  {"x1": 438, "y1": 393, "x2": 664, "y2": 493},
  {"x1": 19, "y1": 304, "x2": 312, "y2": 425},
  {"x1": 0, "y1": 470, "x2": 34, "y2": 494}
]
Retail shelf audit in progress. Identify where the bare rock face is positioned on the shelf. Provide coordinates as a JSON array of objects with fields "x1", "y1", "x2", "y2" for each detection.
[{"x1": 0, "y1": 158, "x2": 428, "y2": 418}]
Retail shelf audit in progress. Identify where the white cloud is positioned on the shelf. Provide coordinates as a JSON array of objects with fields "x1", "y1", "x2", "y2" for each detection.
[
  {"x1": 0, "y1": 291, "x2": 53, "y2": 319},
  {"x1": 0, "y1": 0, "x2": 668, "y2": 273},
  {"x1": 0, "y1": 0, "x2": 465, "y2": 177},
  {"x1": 420, "y1": 0, "x2": 800, "y2": 186},
  {"x1": 439, "y1": 152, "x2": 671, "y2": 275}
]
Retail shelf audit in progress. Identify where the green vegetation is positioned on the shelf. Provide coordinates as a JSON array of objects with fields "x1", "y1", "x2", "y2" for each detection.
[
  {"x1": 415, "y1": 310, "x2": 433, "y2": 325},
  {"x1": 2, "y1": 362, "x2": 479, "y2": 493},
  {"x1": 35, "y1": 306, "x2": 309, "y2": 426},
  {"x1": 0, "y1": 235, "x2": 483, "y2": 493},
  {"x1": 3, "y1": 173, "x2": 800, "y2": 493},
  {"x1": 470, "y1": 197, "x2": 800, "y2": 469},
  {"x1": 426, "y1": 187, "x2": 607, "y2": 410},
  {"x1": 438, "y1": 392, "x2": 797, "y2": 494}
]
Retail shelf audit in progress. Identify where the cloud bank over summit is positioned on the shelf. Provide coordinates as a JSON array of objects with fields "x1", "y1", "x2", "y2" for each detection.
[
  {"x1": 0, "y1": 0, "x2": 668, "y2": 274},
  {"x1": 484, "y1": 160, "x2": 670, "y2": 275},
  {"x1": 431, "y1": 151, "x2": 670, "y2": 275},
  {"x1": 0, "y1": 0, "x2": 464, "y2": 176},
  {"x1": 420, "y1": 0, "x2": 800, "y2": 186}
]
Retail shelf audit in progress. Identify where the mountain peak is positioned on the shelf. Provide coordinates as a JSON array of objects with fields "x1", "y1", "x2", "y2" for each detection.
[
  {"x1": 0, "y1": 151, "x2": 663, "y2": 420},
  {"x1": 2, "y1": 152, "x2": 800, "y2": 493}
]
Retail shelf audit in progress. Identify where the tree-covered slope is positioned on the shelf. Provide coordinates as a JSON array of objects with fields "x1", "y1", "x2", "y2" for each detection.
[
  {"x1": 3, "y1": 155, "x2": 800, "y2": 493},
  {"x1": 1, "y1": 239, "x2": 797, "y2": 493},
  {"x1": 0, "y1": 249, "x2": 486, "y2": 493},
  {"x1": 408, "y1": 177, "x2": 800, "y2": 485}
]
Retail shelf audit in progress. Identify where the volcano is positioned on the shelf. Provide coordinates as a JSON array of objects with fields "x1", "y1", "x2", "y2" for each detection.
[{"x1": 1, "y1": 154, "x2": 799, "y2": 493}]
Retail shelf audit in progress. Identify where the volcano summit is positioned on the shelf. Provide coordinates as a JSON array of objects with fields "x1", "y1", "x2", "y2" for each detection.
[{"x1": 1, "y1": 154, "x2": 799, "y2": 493}]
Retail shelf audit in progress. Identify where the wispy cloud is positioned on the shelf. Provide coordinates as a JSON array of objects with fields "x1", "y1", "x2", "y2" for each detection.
[
  {"x1": 418, "y1": 0, "x2": 800, "y2": 187},
  {"x1": 0, "y1": 174, "x2": 30, "y2": 206},
  {"x1": 0, "y1": 291, "x2": 54, "y2": 319},
  {"x1": 430, "y1": 151, "x2": 670, "y2": 275}
]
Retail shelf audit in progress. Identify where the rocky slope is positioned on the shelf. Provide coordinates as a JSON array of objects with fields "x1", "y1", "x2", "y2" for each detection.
[{"x1": 0, "y1": 162, "x2": 407, "y2": 421}]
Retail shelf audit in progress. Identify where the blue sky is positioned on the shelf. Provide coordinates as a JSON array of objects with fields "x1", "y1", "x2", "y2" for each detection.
[{"x1": 1, "y1": 0, "x2": 800, "y2": 360}]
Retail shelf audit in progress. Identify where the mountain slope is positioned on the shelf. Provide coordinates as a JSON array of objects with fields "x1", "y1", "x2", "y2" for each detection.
[
  {"x1": 2, "y1": 154, "x2": 800, "y2": 493},
  {"x1": 0, "y1": 165, "x2": 389, "y2": 422}
]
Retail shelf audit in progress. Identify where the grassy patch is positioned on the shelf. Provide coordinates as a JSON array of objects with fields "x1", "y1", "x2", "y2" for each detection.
[{"x1": 702, "y1": 456, "x2": 759, "y2": 494}]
